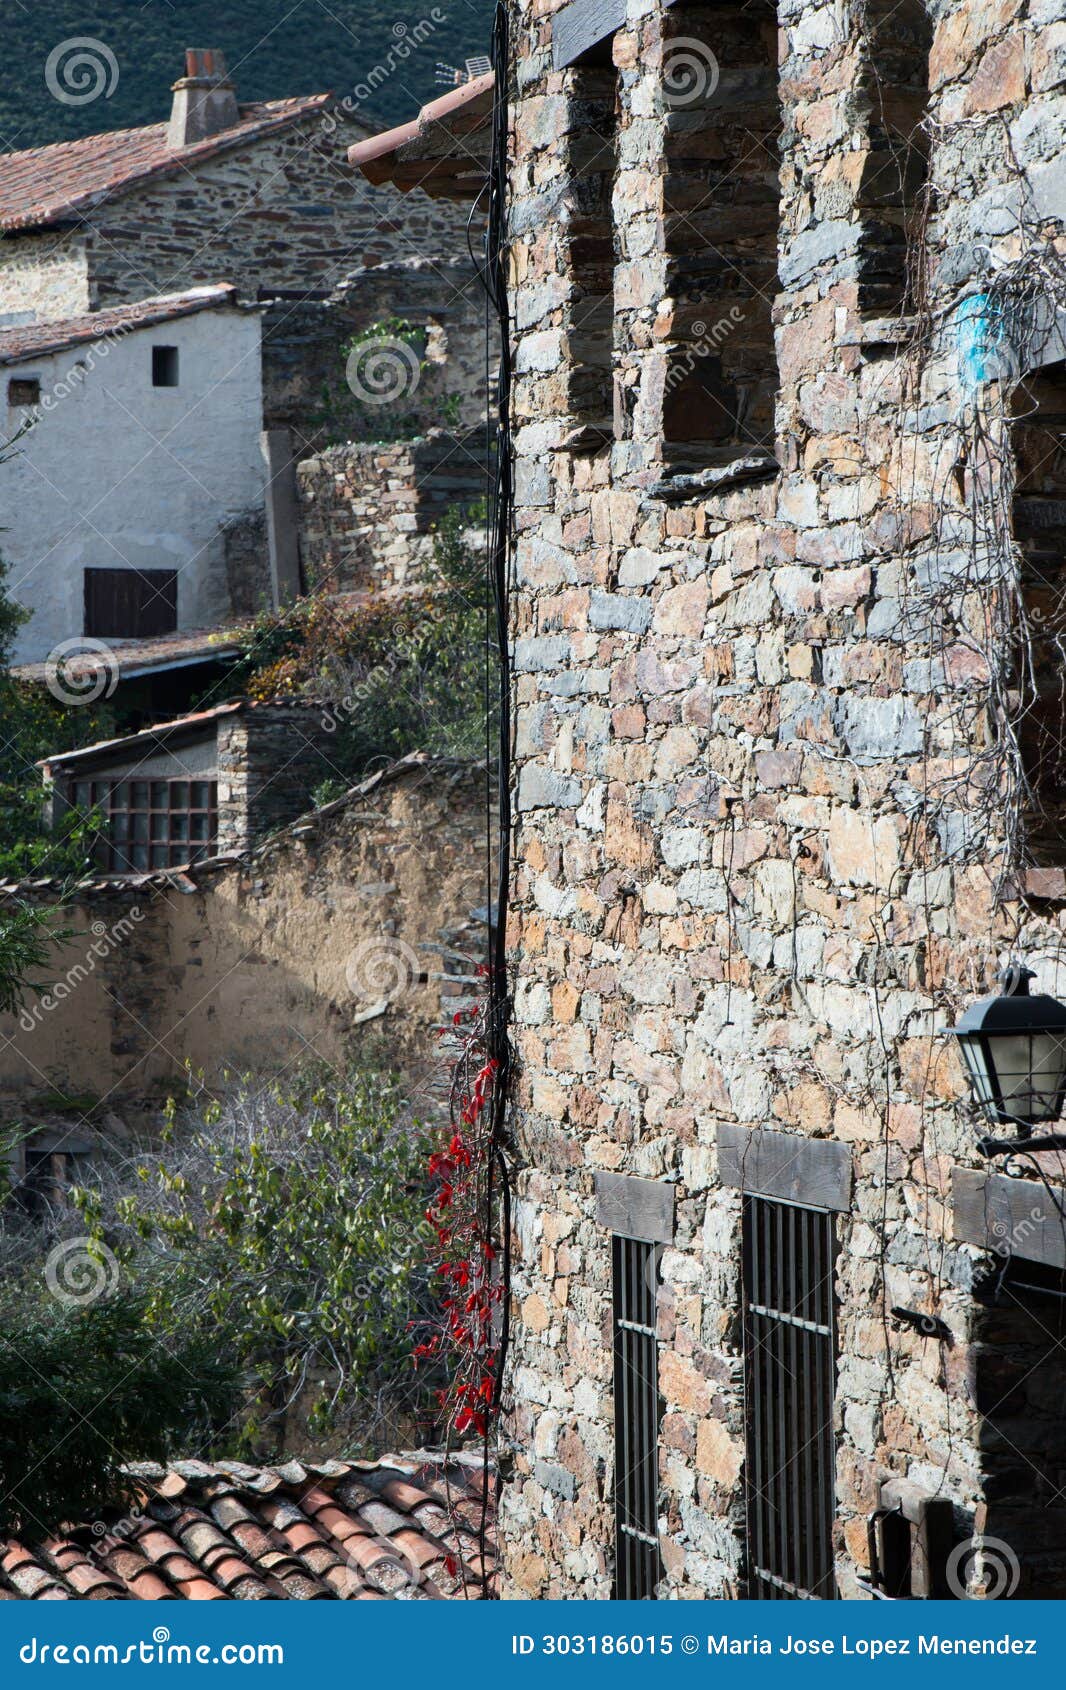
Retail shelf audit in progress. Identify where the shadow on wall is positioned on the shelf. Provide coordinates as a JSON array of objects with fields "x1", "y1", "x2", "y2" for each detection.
[{"x1": 0, "y1": 759, "x2": 489, "y2": 1115}]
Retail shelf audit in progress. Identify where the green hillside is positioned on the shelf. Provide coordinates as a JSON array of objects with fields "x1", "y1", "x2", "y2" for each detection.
[{"x1": 0, "y1": 0, "x2": 493, "y2": 154}]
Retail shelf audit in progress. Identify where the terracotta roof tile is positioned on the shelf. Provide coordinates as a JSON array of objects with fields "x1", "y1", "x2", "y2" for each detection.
[
  {"x1": 0, "y1": 1453, "x2": 494, "y2": 1601},
  {"x1": 0, "y1": 99, "x2": 333, "y2": 234},
  {"x1": 348, "y1": 75, "x2": 493, "y2": 201}
]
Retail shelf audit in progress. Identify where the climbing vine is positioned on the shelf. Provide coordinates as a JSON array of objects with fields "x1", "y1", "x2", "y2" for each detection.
[{"x1": 416, "y1": 986, "x2": 503, "y2": 1441}]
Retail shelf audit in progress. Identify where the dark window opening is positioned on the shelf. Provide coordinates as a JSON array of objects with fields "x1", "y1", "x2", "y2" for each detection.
[
  {"x1": 1011, "y1": 359, "x2": 1066, "y2": 861},
  {"x1": 972, "y1": 1252, "x2": 1066, "y2": 1597},
  {"x1": 152, "y1": 345, "x2": 180, "y2": 387},
  {"x1": 979, "y1": 1252, "x2": 1066, "y2": 1306},
  {"x1": 659, "y1": 1, "x2": 780, "y2": 471},
  {"x1": 8, "y1": 377, "x2": 41, "y2": 407},
  {"x1": 84, "y1": 567, "x2": 178, "y2": 638},
  {"x1": 858, "y1": 0, "x2": 934, "y2": 316},
  {"x1": 612, "y1": 1233, "x2": 661, "y2": 1599},
  {"x1": 742, "y1": 1194, "x2": 837, "y2": 1600},
  {"x1": 563, "y1": 63, "x2": 618, "y2": 445},
  {"x1": 10, "y1": 1142, "x2": 91, "y2": 1219},
  {"x1": 71, "y1": 775, "x2": 218, "y2": 873}
]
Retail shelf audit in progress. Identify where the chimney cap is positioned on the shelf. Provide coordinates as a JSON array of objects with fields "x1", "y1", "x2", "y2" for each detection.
[{"x1": 175, "y1": 48, "x2": 233, "y2": 87}]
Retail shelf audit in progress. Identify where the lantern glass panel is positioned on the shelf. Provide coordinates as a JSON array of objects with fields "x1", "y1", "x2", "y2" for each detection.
[
  {"x1": 958, "y1": 1034, "x2": 996, "y2": 1111},
  {"x1": 994, "y1": 1030, "x2": 1066, "y2": 1124}
]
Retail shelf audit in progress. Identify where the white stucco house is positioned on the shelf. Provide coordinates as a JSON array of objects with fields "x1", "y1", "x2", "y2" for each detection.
[{"x1": 0, "y1": 286, "x2": 270, "y2": 665}]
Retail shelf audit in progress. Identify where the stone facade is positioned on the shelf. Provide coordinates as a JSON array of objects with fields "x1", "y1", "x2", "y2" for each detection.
[
  {"x1": 215, "y1": 703, "x2": 338, "y2": 853},
  {"x1": 298, "y1": 430, "x2": 488, "y2": 593},
  {"x1": 262, "y1": 261, "x2": 492, "y2": 456},
  {"x1": 0, "y1": 116, "x2": 471, "y2": 325},
  {"x1": 496, "y1": 0, "x2": 1066, "y2": 1603}
]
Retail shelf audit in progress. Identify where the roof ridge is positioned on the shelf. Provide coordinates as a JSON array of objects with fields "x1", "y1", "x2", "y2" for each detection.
[{"x1": 0, "y1": 95, "x2": 334, "y2": 234}]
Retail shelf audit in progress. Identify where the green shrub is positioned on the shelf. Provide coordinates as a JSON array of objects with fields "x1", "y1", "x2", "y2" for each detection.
[
  {"x1": 75, "y1": 1065, "x2": 437, "y2": 1455},
  {"x1": 0, "y1": 1291, "x2": 238, "y2": 1535}
]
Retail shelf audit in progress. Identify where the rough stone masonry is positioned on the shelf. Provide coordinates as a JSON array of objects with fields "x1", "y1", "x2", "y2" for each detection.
[{"x1": 496, "y1": 0, "x2": 1066, "y2": 1601}]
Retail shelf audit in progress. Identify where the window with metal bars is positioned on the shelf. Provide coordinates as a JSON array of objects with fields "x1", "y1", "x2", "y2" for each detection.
[
  {"x1": 742, "y1": 1194, "x2": 838, "y2": 1600},
  {"x1": 71, "y1": 777, "x2": 218, "y2": 873},
  {"x1": 612, "y1": 1233, "x2": 661, "y2": 1600}
]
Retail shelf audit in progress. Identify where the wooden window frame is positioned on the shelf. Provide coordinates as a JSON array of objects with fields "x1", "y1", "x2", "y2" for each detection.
[{"x1": 71, "y1": 775, "x2": 218, "y2": 873}]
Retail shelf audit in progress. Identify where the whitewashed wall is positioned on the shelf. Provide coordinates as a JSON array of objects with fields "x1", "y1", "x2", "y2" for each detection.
[{"x1": 0, "y1": 305, "x2": 264, "y2": 663}]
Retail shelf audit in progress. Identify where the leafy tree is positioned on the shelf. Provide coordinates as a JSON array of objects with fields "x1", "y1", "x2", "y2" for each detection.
[
  {"x1": 0, "y1": 553, "x2": 112, "y2": 882},
  {"x1": 76, "y1": 1065, "x2": 437, "y2": 1454},
  {"x1": 0, "y1": 902, "x2": 58, "y2": 1017},
  {"x1": 0, "y1": 1291, "x2": 238, "y2": 1535},
  {"x1": 317, "y1": 317, "x2": 431, "y2": 446}
]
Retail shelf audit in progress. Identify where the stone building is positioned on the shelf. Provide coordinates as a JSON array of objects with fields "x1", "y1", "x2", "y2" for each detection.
[
  {"x1": 40, "y1": 700, "x2": 336, "y2": 867},
  {"x1": 355, "y1": 1, "x2": 1066, "y2": 1603},
  {"x1": 0, "y1": 50, "x2": 468, "y2": 325}
]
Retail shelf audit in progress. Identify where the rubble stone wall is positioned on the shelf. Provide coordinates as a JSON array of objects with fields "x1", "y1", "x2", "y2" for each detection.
[
  {"x1": 501, "y1": 0, "x2": 1066, "y2": 1602},
  {"x1": 297, "y1": 429, "x2": 489, "y2": 593},
  {"x1": 0, "y1": 117, "x2": 472, "y2": 324},
  {"x1": 262, "y1": 261, "x2": 492, "y2": 456}
]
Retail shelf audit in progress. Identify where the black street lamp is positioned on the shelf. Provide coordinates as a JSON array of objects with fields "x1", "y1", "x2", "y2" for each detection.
[{"x1": 950, "y1": 964, "x2": 1066, "y2": 1156}]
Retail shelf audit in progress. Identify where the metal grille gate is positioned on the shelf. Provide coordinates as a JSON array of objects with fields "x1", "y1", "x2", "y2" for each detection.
[
  {"x1": 742, "y1": 1194, "x2": 837, "y2": 1600},
  {"x1": 612, "y1": 1234, "x2": 661, "y2": 1599}
]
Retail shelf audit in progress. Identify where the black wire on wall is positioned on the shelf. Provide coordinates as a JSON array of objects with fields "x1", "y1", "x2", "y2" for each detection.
[{"x1": 480, "y1": 0, "x2": 514, "y2": 1435}]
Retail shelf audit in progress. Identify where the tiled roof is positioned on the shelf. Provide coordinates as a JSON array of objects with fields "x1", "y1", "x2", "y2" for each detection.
[
  {"x1": 0, "y1": 286, "x2": 240, "y2": 367},
  {"x1": 0, "y1": 1453, "x2": 495, "y2": 1600},
  {"x1": 11, "y1": 622, "x2": 245, "y2": 684},
  {"x1": 0, "y1": 97, "x2": 333, "y2": 234},
  {"x1": 348, "y1": 74, "x2": 494, "y2": 200}
]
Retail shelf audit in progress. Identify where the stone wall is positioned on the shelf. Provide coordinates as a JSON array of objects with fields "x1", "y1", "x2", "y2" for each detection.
[
  {"x1": 216, "y1": 703, "x2": 339, "y2": 853},
  {"x1": 297, "y1": 430, "x2": 488, "y2": 593},
  {"x1": 0, "y1": 230, "x2": 90, "y2": 325},
  {"x1": 0, "y1": 115, "x2": 472, "y2": 324},
  {"x1": 500, "y1": 0, "x2": 1066, "y2": 1603},
  {"x1": 0, "y1": 758, "x2": 488, "y2": 1111},
  {"x1": 262, "y1": 260, "x2": 492, "y2": 456}
]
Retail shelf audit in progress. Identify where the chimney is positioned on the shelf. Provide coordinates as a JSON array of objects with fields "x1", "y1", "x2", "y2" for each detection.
[{"x1": 167, "y1": 49, "x2": 240, "y2": 149}]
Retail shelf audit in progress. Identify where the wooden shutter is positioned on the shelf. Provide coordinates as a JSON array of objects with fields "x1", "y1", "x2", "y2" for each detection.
[{"x1": 84, "y1": 568, "x2": 178, "y2": 638}]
